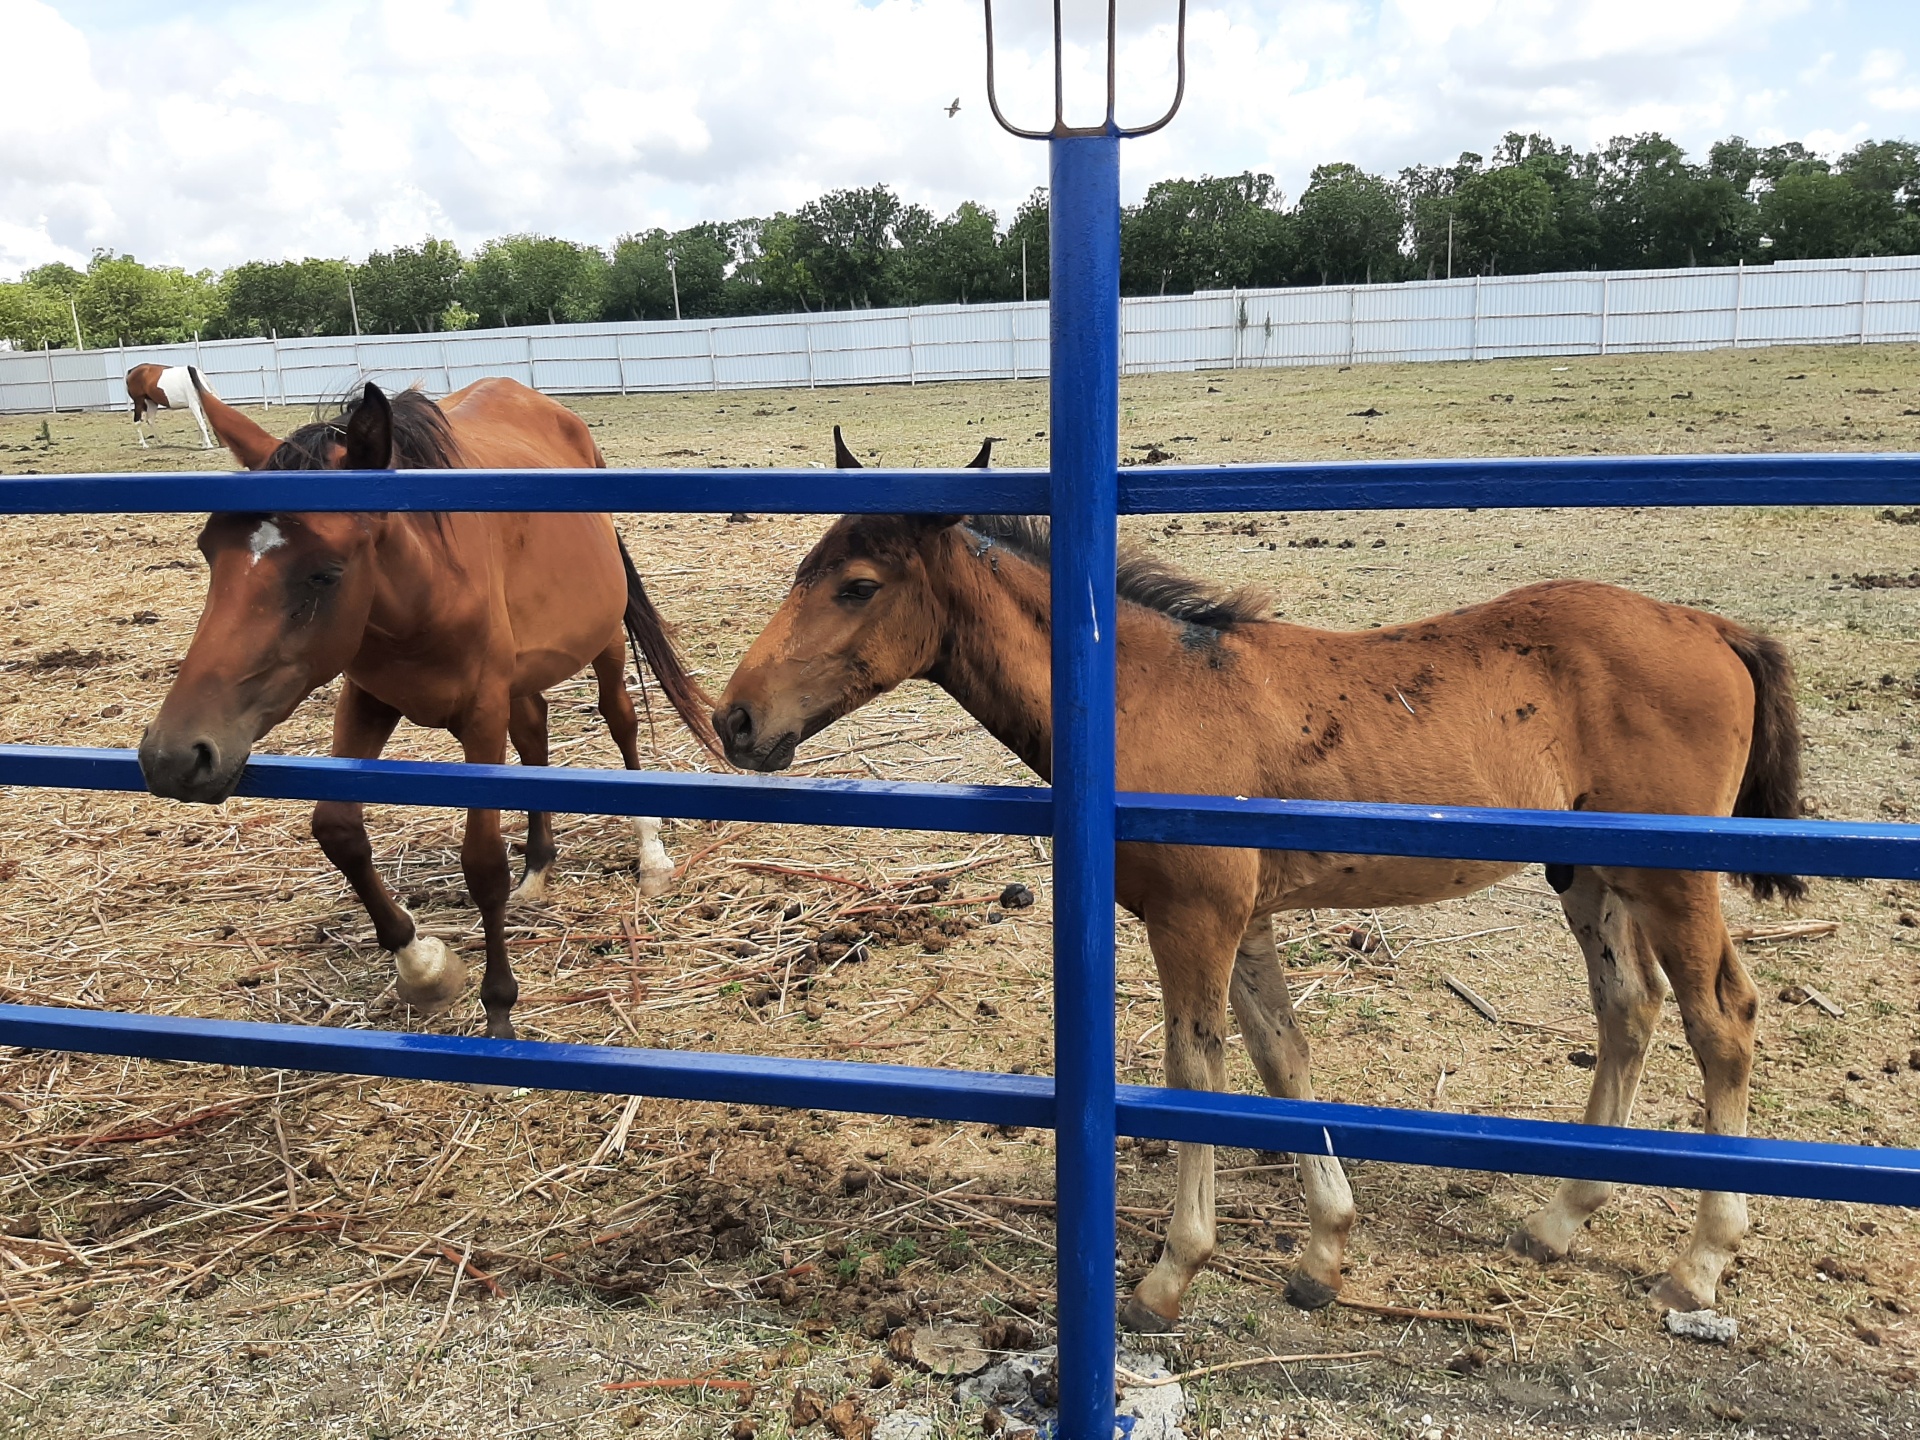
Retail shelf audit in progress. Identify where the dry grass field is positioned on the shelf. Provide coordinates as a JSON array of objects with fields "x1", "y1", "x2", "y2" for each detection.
[{"x1": 0, "y1": 342, "x2": 1915, "y2": 1437}]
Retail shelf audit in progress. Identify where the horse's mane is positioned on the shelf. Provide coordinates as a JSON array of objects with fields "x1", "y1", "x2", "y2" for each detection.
[
  {"x1": 966, "y1": 514, "x2": 1271, "y2": 630},
  {"x1": 264, "y1": 385, "x2": 461, "y2": 471}
]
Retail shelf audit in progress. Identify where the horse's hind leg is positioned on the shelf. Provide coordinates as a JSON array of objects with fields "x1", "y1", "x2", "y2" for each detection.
[
  {"x1": 188, "y1": 393, "x2": 213, "y2": 449},
  {"x1": 1227, "y1": 914, "x2": 1355, "y2": 1309},
  {"x1": 312, "y1": 681, "x2": 466, "y2": 1015},
  {"x1": 1510, "y1": 869, "x2": 1665, "y2": 1263},
  {"x1": 1629, "y1": 870, "x2": 1757, "y2": 1312},
  {"x1": 593, "y1": 640, "x2": 673, "y2": 896},
  {"x1": 507, "y1": 693, "x2": 557, "y2": 904}
]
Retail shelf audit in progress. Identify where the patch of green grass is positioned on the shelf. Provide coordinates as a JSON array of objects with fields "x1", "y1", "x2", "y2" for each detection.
[
  {"x1": 1793, "y1": 1025, "x2": 1844, "y2": 1061},
  {"x1": 1354, "y1": 998, "x2": 1393, "y2": 1033}
]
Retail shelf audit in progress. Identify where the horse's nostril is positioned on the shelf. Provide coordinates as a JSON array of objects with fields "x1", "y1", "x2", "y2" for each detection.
[
  {"x1": 719, "y1": 706, "x2": 752, "y2": 750},
  {"x1": 190, "y1": 740, "x2": 217, "y2": 777}
]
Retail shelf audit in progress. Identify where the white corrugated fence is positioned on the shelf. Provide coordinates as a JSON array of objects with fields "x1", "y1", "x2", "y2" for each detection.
[{"x1": 4, "y1": 253, "x2": 1917, "y2": 416}]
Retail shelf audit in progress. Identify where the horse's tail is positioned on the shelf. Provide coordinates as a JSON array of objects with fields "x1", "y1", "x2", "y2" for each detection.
[
  {"x1": 1724, "y1": 624, "x2": 1807, "y2": 903},
  {"x1": 618, "y1": 535, "x2": 721, "y2": 759}
]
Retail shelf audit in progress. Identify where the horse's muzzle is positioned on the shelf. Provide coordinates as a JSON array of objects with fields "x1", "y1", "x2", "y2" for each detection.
[
  {"x1": 137, "y1": 725, "x2": 247, "y2": 804},
  {"x1": 714, "y1": 704, "x2": 798, "y2": 773}
]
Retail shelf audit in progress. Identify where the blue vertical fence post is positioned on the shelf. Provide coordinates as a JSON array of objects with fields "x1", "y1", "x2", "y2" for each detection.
[{"x1": 1049, "y1": 132, "x2": 1122, "y2": 1440}]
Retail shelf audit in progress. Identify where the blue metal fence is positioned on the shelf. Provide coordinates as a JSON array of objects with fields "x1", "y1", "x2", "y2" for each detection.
[{"x1": 2, "y1": 133, "x2": 1920, "y2": 1440}]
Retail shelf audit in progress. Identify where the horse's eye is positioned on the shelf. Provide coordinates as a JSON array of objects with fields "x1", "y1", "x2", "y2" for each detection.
[
  {"x1": 309, "y1": 570, "x2": 340, "y2": 589},
  {"x1": 838, "y1": 579, "x2": 881, "y2": 603}
]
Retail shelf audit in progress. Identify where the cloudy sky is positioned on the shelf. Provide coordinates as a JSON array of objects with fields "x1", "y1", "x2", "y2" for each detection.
[{"x1": 1, "y1": 0, "x2": 1913, "y2": 279}]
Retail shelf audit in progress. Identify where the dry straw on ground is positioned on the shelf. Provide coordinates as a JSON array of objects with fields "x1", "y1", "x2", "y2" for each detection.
[{"x1": 0, "y1": 344, "x2": 1914, "y2": 1435}]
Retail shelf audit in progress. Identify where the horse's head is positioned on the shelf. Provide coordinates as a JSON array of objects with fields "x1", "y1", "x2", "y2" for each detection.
[
  {"x1": 138, "y1": 384, "x2": 404, "y2": 804},
  {"x1": 714, "y1": 428, "x2": 989, "y2": 772}
]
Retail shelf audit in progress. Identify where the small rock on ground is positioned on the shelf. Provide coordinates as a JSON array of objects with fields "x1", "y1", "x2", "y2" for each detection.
[
  {"x1": 1665, "y1": 1308, "x2": 1739, "y2": 1344},
  {"x1": 909, "y1": 1323, "x2": 989, "y2": 1377},
  {"x1": 1113, "y1": 1350, "x2": 1187, "y2": 1440},
  {"x1": 947, "y1": 1346, "x2": 1186, "y2": 1440}
]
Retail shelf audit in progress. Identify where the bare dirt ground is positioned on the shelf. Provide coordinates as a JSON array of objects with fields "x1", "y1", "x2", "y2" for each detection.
[{"x1": 0, "y1": 343, "x2": 1915, "y2": 1437}]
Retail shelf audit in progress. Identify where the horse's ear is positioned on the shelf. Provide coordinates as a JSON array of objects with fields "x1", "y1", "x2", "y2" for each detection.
[
  {"x1": 919, "y1": 435, "x2": 989, "y2": 536},
  {"x1": 190, "y1": 369, "x2": 281, "y2": 470},
  {"x1": 832, "y1": 425, "x2": 862, "y2": 469},
  {"x1": 343, "y1": 383, "x2": 394, "y2": 470}
]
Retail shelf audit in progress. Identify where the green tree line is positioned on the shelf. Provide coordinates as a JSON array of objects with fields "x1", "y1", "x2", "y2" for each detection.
[{"x1": 2, "y1": 130, "x2": 1913, "y2": 352}]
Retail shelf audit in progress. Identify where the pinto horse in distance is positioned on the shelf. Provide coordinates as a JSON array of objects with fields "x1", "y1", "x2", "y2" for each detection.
[
  {"x1": 126, "y1": 363, "x2": 215, "y2": 449},
  {"x1": 714, "y1": 427, "x2": 1805, "y2": 1328},
  {"x1": 140, "y1": 377, "x2": 719, "y2": 1039}
]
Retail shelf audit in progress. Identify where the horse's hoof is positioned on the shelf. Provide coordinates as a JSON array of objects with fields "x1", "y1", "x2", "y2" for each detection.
[
  {"x1": 393, "y1": 936, "x2": 466, "y2": 1014},
  {"x1": 508, "y1": 868, "x2": 550, "y2": 904},
  {"x1": 632, "y1": 818, "x2": 674, "y2": 896},
  {"x1": 1285, "y1": 1272, "x2": 1340, "y2": 1311},
  {"x1": 1118, "y1": 1295, "x2": 1178, "y2": 1334},
  {"x1": 1505, "y1": 1227, "x2": 1564, "y2": 1265},
  {"x1": 1649, "y1": 1273, "x2": 1713, "y2": 1314}
]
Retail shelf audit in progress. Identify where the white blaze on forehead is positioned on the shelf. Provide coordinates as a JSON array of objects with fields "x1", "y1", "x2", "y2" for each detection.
[{"x1": 248, "y1": 519, "x2": 287, "y2": 565}]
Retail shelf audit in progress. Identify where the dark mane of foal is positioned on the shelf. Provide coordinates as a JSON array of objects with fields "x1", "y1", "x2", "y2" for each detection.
[
  {"x1": 965, "y1": 514, "x2": 1272, "y2": 630},
  {"x1": 264, "y1": 386, "x2": 461, "y2": 471},
  {"x1": 804, "y1": 513, "x2": 1269, "y2": 631}
]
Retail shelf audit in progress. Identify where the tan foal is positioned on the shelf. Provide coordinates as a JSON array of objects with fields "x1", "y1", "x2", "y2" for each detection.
[{"x1": 715, "y1": 437, "x2": 1800, "y2": 1328}]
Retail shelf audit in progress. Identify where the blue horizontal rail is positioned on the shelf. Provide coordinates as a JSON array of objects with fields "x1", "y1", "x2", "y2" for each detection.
[
  {"x1": 0, "y1": 745, "x2": 1052, "y2": 837},
  {"x1": 0, "y1": 468, "x2": 1043, "y2": 517},
  {"x1": 8, "y1": 744, "x2": 1917, "y2": 880},
  {"x1": 0, "y1": 1002, "x2": 1912, "y2": 1207},
  {"x1": 1126, "y1": 1084, "x2": 1920, "y2": 1206},
  {"x1": 1127, "y1": 451, "x2": 1920, "y2": 514},
  {"x1": 1115, "y1": 791, "x2": 1920, "y2": 881},
  {"x1": 4, "y1": 450, "x2": 1920, "y2": 516}
]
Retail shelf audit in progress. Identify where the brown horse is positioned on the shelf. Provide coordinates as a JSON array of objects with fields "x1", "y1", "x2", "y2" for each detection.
[
  {"x1": 126, "y1": 363, "x2": 214, "y2": 449},
  {"x1": 139, "y1": 377, "x2": 718, "y2": 1040},
  {"x1": 714, "y1": 430, "x2": 1804, "y2": 1328}
]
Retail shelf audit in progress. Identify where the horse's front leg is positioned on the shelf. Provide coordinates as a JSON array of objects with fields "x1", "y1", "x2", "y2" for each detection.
[
  {"x1": 1119, "y1": 897, "x2": 1245, "y2": 1334},
  {"x1": 1510, "y1": 870, "x2": 1664, "y2": 1264},
  {"x1": 1228, "y1": 914, "x2": 1355, "y2": 1308},
  {"x1": 312, "y1": 681, "x2": 467, "y2": 1015},
  {"x1": 456, "y1": 712, "x2": 519, "y2": 1039}
]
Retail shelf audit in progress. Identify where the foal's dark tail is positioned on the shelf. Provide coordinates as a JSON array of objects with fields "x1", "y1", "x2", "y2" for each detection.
[
  {"x1": 617, "y1": 536, "x2": 722, "y2": 759},
  {"x1": 1724, "y1": 626, "x2": 1807, "y2": 903}
]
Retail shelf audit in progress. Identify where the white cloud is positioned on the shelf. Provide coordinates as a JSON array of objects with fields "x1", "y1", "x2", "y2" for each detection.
[
  {"x1": 1861, "y1": 48, "x2": 1906, "y2": 84},
  {"x1": 0, "y1": 0, "x2": 1903, "y2": 280},
  {"x1": 1859, "y1": 46, "x2": 1920, "y2": 112}
]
